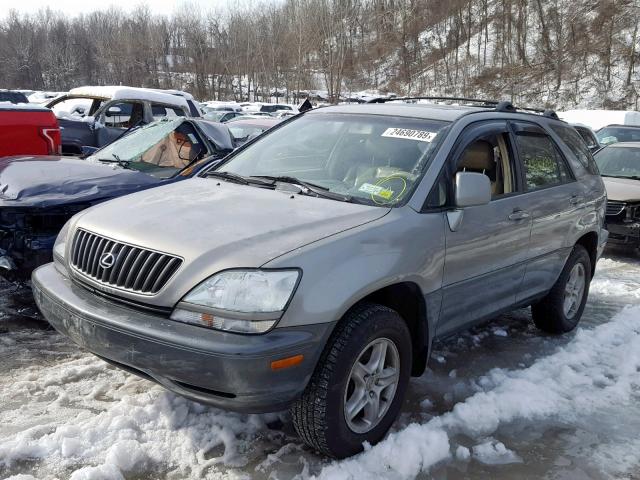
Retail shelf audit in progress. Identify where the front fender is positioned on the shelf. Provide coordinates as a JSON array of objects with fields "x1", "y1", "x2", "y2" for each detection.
[{"x1": 264, "y1": 208, "x2": 446, "y2": 343}]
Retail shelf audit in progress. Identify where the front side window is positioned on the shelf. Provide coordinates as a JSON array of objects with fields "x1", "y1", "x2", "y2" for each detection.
[
  {"x1": 594, "y1": 146, "x2": 640, "y2": 179},
  {"x1": 516, "y1": 133, "x2": 572, "y2": 190},
  {"x1": 216, "y1": 113, "x2": 449, "y2": 206},
  {"x1": 456, "y1": 133, "x2": 517, "y2": 199},
  {"x1": 102, "y1": 101, "x2": 143, "y2": 128}
]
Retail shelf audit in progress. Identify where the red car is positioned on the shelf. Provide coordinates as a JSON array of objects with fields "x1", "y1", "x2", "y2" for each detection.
[{"x1": 0, "y1": 104, "x2": 61, "y2": 157}]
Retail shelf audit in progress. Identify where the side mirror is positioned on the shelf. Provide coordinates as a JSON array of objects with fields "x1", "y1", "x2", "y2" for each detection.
[
  {"x1": 454, "y1": 171, "x2": 491, "y2": 208},
  {"x1": 80, "y1": 146, "x2": 99, "y2": 158},
  {"x1": 106, "y1": 106, "x2": 122, "y2": 117}
]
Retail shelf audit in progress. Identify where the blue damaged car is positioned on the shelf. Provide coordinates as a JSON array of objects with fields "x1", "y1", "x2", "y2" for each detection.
[{"x1": 0, "y1": 118, "x2": 234, "y2": 276}]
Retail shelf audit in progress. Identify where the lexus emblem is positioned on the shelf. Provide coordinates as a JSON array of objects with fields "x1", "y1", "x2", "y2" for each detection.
[{"x1": 99, "y1": 252, "x2": 116, "y2": 269}]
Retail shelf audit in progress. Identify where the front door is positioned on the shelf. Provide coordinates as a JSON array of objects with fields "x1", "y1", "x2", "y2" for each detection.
[
  {"x1": 437, "y1": 121, "x2": 532, "y2": 337},
  {"x1": 96, "y1": 100, "x2": 144, "y2": 147}
]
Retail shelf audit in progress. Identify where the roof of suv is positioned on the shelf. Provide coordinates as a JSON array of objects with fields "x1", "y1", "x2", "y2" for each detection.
[{"x1": 66, "y1": 86, "x2": 189, "y2": 110}]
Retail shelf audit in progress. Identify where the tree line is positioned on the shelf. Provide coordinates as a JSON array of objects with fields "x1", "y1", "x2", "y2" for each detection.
[{"x1": 1, "y1": 0, "x2": 638, "y2": 109}]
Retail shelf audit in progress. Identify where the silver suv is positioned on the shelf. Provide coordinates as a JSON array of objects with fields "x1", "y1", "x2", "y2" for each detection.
[{"x1": 33, "y1": 99, "x2": 608, "y2": 458}]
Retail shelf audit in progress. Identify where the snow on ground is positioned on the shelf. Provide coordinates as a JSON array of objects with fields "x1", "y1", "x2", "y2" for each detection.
[{"x1": 1, "y1": 252, "x2": 639, "y2": 480}]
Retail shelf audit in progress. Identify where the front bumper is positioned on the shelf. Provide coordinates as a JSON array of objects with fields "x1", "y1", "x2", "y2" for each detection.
[
  {"x1": 605, "y1": 220, "x2": 640, "y2": 247},
  {"x1": 33, "y1": 263, "x2": 334, "y2": 413}
]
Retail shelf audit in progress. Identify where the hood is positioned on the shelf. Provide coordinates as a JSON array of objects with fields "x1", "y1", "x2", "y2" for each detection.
[
  {"x1": 603, "y1": 176, "x2": 640, "y2": 202},
  {"x1": 0, "y1": 156, "x2": 160, "y2": 208},
  {"x1": 74, "y1": 178, "x2": 390, "y2": 300}
]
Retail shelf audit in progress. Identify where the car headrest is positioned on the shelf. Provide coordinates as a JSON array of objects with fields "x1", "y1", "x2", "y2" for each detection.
[{"x1": 459, "y1": 140, "x2": 494, "y2": 171}]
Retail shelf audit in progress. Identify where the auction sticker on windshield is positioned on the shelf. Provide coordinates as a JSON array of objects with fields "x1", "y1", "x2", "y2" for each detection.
[
  {"x1": 382, "y1": 127, "x2": 437, "y2": 142},
  {"x1": 358, "y1": 183, "x2": 394, "y2": 199}
]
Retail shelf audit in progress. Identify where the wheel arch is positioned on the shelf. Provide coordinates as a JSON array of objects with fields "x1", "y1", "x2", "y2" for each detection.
[
  {"x1": 351, "y1": 281, "x2": 430, "y2": 376},
  {"x1": 575, "y1": 231, "x2": 598, "y2": 278}
]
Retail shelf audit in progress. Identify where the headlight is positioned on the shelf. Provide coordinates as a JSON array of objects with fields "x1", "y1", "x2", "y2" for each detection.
[{"x1": 170, "y1": 269, "x2": 300, "y2": 334}]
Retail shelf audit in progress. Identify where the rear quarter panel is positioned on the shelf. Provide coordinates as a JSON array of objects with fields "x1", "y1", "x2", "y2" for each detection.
[{"x1": 0, "y1": 109, "x2": 59, "y2": 156}]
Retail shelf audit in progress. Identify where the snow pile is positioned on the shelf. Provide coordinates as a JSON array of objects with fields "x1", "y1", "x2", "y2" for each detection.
[
  {"x1": 1, "y1": 255, "x2": 639, "y2": 478},
  {"x1": 0, "y1": 355, "x2": 273, "y2": 479},
  {"x1": 314, "y1": 304, "x2": 640, "y2": 479},
  {"x1": 471, "y1": 439, "x2": 522, "y2": 465}
]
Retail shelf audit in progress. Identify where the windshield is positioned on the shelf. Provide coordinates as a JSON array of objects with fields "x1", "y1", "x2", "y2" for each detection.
[
  {"x1": 204, "y1": 112, "x2": 226, "y2": 122},
  {"x1": 595, "y1": 146, "x2": 640, "y2": 178},
  {"x1": 214, "y1": 113, "x2": 449, "y2": 206},
  {"x1": 88, "y1": 118, "x2": 208, "y2": 178},
  {"x1": 596, "y1": 126, "x2": 640, "y2": 145},
  {"x1": 228, "y1": 124, "x2": 268, "y2": 142}
]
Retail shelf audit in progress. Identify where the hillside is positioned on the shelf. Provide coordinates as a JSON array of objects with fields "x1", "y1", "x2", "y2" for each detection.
[{"x1": 0, "y1": 0, "x2": 638, "y2": 110}]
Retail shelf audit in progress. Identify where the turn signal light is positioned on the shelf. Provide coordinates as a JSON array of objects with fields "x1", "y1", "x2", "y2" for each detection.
[{"x1": 271, "y1": 354, "x2": 304, "y2": 371}]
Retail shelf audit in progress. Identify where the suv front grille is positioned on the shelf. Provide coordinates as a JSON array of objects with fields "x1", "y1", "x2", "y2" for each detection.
[
  {"x1": 606, "y1": 200, "x2": 625, "y2": 216},
  {"x1": 70, "y1": 229, "x2": 182, "y2": 294}
]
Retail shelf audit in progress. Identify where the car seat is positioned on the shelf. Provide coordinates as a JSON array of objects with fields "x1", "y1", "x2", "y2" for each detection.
[{"x1": 458, "y1": 140, "x2": 502, "y2": 196}]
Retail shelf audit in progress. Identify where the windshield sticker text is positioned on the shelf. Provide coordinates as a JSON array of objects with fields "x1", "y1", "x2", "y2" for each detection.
[
  {"x1": 381, "y1": 128, "x2": 437, "y2": 143},
  {"x1": 358, "y1": 183, "x2": 394, "y2": 199}
]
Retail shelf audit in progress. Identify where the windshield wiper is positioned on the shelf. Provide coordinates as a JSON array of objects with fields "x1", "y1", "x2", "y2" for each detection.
[
  {"x1": 250, "y1": 175, "x2": 352, "y2": 202},
  {"x1": 602, "y1": 174, "x2": 640, "y2": 180},
  {"x1": 203, "y1": 170, "x2": 251, "y2": 185},
  {"x1": 97, "y1": 153, "x2": 132, "y2": 169}
]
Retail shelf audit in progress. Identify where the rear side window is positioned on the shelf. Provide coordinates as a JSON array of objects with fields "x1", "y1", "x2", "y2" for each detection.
[
  {"x1": 0, "y1": 91, "x2": 28, "y2": 104},
  {"x1": 152, "y1": 104, "x2": 186, "y2": 120},
  {"x1": 515, "y1": 133, "x2": 572, "y2": 190},
  {"x1": 575, "y1": 127, "x2": 599, "y2": 149},
  {"x1": 550, "y1": 124, "x2": 599, "y2": 175}
]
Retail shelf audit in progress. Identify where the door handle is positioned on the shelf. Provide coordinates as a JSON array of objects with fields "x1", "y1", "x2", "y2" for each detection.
[
  {"x1": 508, "y1": 210, "x2": 530, "y2": 221},
  {"x1": 570, "y1": 195, "x2": 584, "y2": 205}
]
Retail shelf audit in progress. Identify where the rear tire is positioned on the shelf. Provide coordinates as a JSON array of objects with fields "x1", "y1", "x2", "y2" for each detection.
[
  {"x1": 291, "y1": 303, "x2": 412, "y2": 458},
  {"x1": 532, "y1": 245, "x2": 591, "y2": 334}
]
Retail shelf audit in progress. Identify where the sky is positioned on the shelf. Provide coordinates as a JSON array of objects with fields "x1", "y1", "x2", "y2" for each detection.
[{"x1": 1, "y1": 0, "x2": 228, "y2": 18}]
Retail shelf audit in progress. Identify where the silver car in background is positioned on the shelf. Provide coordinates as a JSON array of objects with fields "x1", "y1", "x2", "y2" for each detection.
[{"x1": 33, "y1": 100, "x2": 608, "y2": 458}]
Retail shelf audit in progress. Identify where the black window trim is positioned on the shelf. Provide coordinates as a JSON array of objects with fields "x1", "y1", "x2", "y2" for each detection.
[
  {"x1": 422, "y1": 119, "x2": 525, "y2": 212},
  {"x1": 508, "y1": 120, "x2": 577, "y2": 193},
  {"x1": 547, "y1": 122, "x2": 600, "y2": 176}
]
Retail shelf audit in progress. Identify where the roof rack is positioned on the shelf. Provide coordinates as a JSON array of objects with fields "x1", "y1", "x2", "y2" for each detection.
[
  {"x1": 367, "y1": 96, "x2": 499, "y2": 108},
  {"x1": 367, "y1": 96, "x2": 558, "y2": 119}
]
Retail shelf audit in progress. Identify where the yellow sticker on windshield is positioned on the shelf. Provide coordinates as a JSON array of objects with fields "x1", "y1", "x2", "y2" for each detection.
[{"x1": 359, "y1": 183, "x2": 394, "y2": 198}]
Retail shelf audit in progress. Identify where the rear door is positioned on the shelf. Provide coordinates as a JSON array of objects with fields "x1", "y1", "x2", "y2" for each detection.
[
  {"x1": 437, "y1": 121, "x2": 532, "y2": 337},
  {"x1": 510, "y1": 121, "x2": 586, "y2": 302}
]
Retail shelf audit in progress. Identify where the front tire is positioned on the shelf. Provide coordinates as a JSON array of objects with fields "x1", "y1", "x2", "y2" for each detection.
[
  {"x1": 291, "y1": 303, "x2": 412, "y2": 458},
  {"x1": 532, "y1": 245, "x2": 592, "y2": 334}
]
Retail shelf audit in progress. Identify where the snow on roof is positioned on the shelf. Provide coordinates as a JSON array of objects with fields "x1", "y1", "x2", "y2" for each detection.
[
  {"x1": 558, "y1": 110, "x2": 640, "y2": 131},
  {"x1": 68, "y1": 86, "x2": 189, "y2": 109},
  {"x1": 0, "y1": 101, "x2": 50, "y2": 111},
  {"x1": 152, "y1": 89, "x2": 195, "y2": 101}
]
